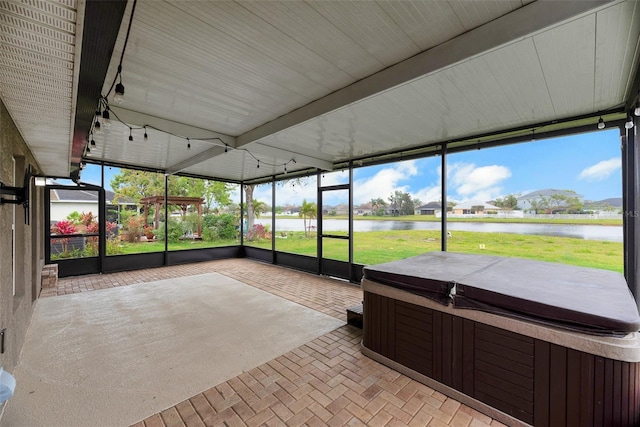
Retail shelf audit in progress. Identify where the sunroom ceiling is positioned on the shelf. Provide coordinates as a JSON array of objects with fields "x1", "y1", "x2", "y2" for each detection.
[{"x1": 3, "y1": 0, "x2": 639, "y2": 182}]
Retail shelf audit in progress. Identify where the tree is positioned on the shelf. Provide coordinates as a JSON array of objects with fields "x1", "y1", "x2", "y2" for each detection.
[
  {"x1": 388, "y1": 191, "x2": 418, "y2": 216},
  {"x1": 299, "y1": 199, "x2": 317, "y2": 237},
  {"x1": 252, "y1": 199, "x2": 268, "y2": 218},
  {"x1": 369, "y1": 197, "x2": 386, "y2": 215},
  {"x1": 111, "y1": 170, "x2": 233, "y2": 213},
  {"x1": 494, "y1": 193, "x2": 520, "y2": 210},
  {"x1": 243, "y1": 184, "x2": 256, "y2": 231}
]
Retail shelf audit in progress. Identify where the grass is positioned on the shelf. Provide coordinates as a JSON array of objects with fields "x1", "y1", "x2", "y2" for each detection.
[
  {"x1": 247, "y1": 230, "x2": 623, "y2": 273},
  {"x1": 100, "y1": 229, "x2": 623, "y2": 274},
  {"x1": 314, "y1": 214, "x2": 622, "y2": 226}
]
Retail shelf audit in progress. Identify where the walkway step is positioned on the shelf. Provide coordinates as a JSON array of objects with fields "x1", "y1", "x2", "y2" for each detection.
[{"x1": 346, "y1": 303, "x2": 363, "y2": 328}]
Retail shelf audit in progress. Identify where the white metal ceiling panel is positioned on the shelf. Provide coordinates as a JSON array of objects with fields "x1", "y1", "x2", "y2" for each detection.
[
  {"x1": 76, "y1": 0, "x2": 640, "y2": 185},
  {"x1": 448, "y1": 0, "x2": 523, "y2": 31},
  {"x1": 376, "y1": 1, "x2": 466, "y2": 51},
  {"x1": 534, "y1": 14, "x2": 597, "y2": 117},
  {"x1": 594, "y1": 1, "x2": 640, "y2": 109},
  {"x1": 306, "y1": 1, "x2": 420, "y2": 67},
  {"x1": 0, "y1": 0, "x2": 77, "y2": 176}
]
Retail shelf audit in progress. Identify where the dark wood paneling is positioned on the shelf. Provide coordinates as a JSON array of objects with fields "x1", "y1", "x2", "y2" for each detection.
[
  {"x1": 613, "y1": 360, "x2": 622, "y2": 427},
  {"x1": 363, "y1": 291, "x2": 640, "y2": 427},
  {"x1": 604, "y1": 359, "x2": 614, "y2": 425},
  {"x1": 566, "y1": 349, "x2": 581, "y2": 425},
  {"x1": 579, "y1": 352, "x2": 595, "y2": 427},
  {"x1": 534, "y1": 340, "x2": 550, "y2": 427},
  {"x1": 549, "y1": 344, "x2": 567, "y2": 427},
  {"x1": 452, "y1": 316, "x2": 464, "y2": 391},
  {"x1": 594, "y1": 356, "x2": 605, "y2": 425},
  {"x1": 462, "y1": 319, "x2": 475, "y2": 396}
]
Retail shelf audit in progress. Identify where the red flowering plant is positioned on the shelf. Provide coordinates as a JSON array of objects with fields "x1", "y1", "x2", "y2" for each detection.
[{"x1": 51, "y1": 220, "x2": 77, "y2": 256}]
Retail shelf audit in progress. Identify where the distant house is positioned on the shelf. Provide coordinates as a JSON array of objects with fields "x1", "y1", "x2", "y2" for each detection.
[
  {"x1": 450, "y1": 200, "x2": 501, "y2": 215},
  {"x1": 417, "y1": 202, "x2": 442, "y2": 215},
  {"x1": 50, "y1": 188, "x2": 135, "y2": 222},
  {"x1": 517, "y1": 189, "x2": 584, "y2": 212}
]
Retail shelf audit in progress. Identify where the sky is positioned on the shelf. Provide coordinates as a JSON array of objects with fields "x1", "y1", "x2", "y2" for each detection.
[{"x1": 83, "y1": 128, "x2": 622, "y2": 207}]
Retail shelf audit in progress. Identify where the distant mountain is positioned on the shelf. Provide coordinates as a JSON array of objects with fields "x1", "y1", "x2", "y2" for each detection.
[{"x1": 585, "y1": 198, "x2": 622, "y2": 208}]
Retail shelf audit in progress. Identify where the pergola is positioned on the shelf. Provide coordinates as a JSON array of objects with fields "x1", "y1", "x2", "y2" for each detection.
[{"x1": 140, "y1": 195, "x2": 204, "y2": 238}]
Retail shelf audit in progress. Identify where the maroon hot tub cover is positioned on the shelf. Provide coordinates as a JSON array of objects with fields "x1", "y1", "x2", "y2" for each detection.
[
  {"x1": 363, "y1": 252, "x2": 503, "y2": 305},
  {"x1": 364, "y1": 252, "x2": 640, "y2": 335}
]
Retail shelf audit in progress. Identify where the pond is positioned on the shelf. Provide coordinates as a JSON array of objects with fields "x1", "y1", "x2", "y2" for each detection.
[{"x1": 255, "y1": 218, "x2": 623, "y2": 242}]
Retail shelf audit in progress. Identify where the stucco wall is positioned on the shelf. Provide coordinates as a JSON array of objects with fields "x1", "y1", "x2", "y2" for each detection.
[{"x1": 0, "y1": 99, "x2": 43, "y2": 403}]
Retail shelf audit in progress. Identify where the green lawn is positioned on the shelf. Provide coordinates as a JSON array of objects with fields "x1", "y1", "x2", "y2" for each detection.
[
  {"x1": 77, "y1": 229, "x2": 623, "y2": 274},
  {"x1": 317, "y1": 214, "x2": 622, "y2": 226},
  {"x1": 248, "y1": 230, "x2": 623, "y2": 273}
]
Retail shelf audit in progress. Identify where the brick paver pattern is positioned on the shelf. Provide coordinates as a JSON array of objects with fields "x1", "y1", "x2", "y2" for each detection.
[{"x1": 48, "y1": 259, "x2": 506, "y2": 427}]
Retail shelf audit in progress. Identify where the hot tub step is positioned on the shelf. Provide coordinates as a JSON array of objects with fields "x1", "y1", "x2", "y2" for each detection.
[{"x1": 346, "y1": 304, "x2": 363, "y2": 328}]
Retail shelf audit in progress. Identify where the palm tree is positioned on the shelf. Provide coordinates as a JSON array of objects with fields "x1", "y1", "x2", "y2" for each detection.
[
  {"x1": 299, "y1": 199, "x2": 317, "y2": 237},
  {"x1": 252, "y1": 199, "x2": 268, "y2": 218}
]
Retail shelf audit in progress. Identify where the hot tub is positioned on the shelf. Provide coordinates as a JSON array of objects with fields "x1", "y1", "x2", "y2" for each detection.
[{"x1": 361, "y1": 252, "x2": 640, "y2": 426}]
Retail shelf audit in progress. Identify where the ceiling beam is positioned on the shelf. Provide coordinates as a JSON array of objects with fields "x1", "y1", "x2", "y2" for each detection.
[
  {"x1": 244, "y1": 143, "x2": 333, "y2": 171},
  {"x1": 165, "y1": 146, "x2": 227, "y2": 175},
  {"x1": 72, "y1": 0, "x2": 128, "y2": 169},
  {"x1": 236, "y1": 0, "x2": 615, "y2": 147}
]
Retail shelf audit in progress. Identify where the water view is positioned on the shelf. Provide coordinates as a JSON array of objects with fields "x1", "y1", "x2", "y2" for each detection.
[{"x1": 256, "y1": 218, "x2": 622, "y2": 242}]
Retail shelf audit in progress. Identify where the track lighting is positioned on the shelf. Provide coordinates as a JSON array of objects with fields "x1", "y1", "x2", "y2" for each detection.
[
  {"x1": 597, "y1": 116, "x2": 605, "y2": 130},
  {"x1": 625, "y1": 116, "x2": 634, "y2": 129}
]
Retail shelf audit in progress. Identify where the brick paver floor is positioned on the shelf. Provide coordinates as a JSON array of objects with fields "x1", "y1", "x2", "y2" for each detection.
[{"x1": 47, "y1": 259, "x2": 505, "y2": 426}]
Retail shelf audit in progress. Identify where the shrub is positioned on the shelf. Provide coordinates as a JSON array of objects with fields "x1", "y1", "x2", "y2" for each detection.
[
  {"x1": 155, "y1": 219, "x2": 183, "y2": 243},
  {"x1": 202, "y1": 213, "x2": 237, "y2": 241},
  {"x1": 246, "y1": 224, "x2": 267, "y2": 241},
  {"x1": 123, "y1": 215, "x2": 145, "y2": 243}
]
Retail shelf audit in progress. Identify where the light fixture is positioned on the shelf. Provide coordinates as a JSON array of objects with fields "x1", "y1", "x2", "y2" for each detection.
[
  {"x1": 284, "y1": 164, "x2": 287, "y2": 174},
  {"x1": 90, "y1": 136, "x2": 96, "y2": 147},
  {"x1": 257, "y1": 160, "x2": 260, "y2": 169},
  {"x1": 187, "y1": 138, "x2": 191, "y2": 150},
  {"x1": 86, "y1": 145, "x2": 91, "y2": 154},
  {"x1": 128, "y1": 128, "x2": 133, "y2": 141},
  {"x1": 625, "y1": 113, "x2": 634, "y2": 130},
  {"x1": 94, "y1": 119, "x2": 101, "y2": 132},
  {"x1": 224, "y1": 144, "x2": 228, "y2": 153},
  {"x1": 597, "y1": 116, "x2": 605, "y2": 130},
  {"x1": 34, "y1": 177, "x2": 46, "y2": 187},
  {"x1": 101, "y1": 109, "x2": 111, "y2": 128},
  {"x1": 113, "y1": 65, "x2": 125, "y2": 104},
  {"x1": 144, "y1": 127, "x2": 148, "y2": 141},
  {"x1": 635, "y1": 100, "x2": 640, "y2": 117},
  {"x1": 114, "y1": 82, "x2": 125, "y2": 103}
]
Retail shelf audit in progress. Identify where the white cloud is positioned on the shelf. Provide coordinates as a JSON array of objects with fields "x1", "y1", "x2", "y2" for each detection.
[
  {"x1": 352, "y1": 160, "x2": 419, "y2": 205},
  {"x1": 578, "y1": 158, "x2": 621, "y2": 181},
  {"x1": 448, "y1": 162, "x2": 511, "y2": 201}
]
